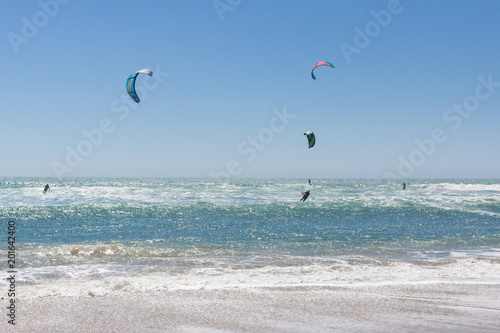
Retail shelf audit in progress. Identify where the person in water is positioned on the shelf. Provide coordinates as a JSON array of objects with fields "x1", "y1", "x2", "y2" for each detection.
[
  {"x1": 308, "y1": 179, "x2": 311, "y2": 185},
  {"x1": 43, "y1": 184, "x2": 50, "y2": 194},
  {"x1": 300, "y1": 189, "x2": 310, "y2": 202},
  {"x1": 402, "y1": 182, "x2": 406, "y2": 190}
]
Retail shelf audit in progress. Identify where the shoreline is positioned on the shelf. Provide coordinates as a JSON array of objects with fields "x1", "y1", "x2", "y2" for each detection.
[{"x1": 14, "y1": 282, "x2": 500, "y2": 332}]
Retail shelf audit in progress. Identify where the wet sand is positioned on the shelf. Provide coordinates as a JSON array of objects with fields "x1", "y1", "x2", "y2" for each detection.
[{"x1": 13, "y1": 283, "x2": 500, "y2": 332}]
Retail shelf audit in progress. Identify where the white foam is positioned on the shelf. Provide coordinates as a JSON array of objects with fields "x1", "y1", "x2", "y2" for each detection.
[
  {"x1": 420, "y1": 183, "x2": 500, "y2": 192},
  {"x1": 11, "y1": 256, "x2": 500, "y2": 299}
]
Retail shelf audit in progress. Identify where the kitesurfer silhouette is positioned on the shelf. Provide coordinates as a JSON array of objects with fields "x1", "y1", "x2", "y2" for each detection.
[
  {"x1": 43, "y1": 184, "x2": 50, "y2": 194},
  {"x1": 300, "y1": 190, "x2": 310, "y2": 202}
]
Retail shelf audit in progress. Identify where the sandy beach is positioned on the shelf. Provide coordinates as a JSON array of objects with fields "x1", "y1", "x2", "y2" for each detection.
[{"x1": 12, "y1": 283, "x2": 500, "y2": 332}]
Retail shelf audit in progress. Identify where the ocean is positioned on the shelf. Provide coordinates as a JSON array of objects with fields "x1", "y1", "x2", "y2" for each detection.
[{"x1": 1, "y1": 178, "x2": 500, "y2": 299}]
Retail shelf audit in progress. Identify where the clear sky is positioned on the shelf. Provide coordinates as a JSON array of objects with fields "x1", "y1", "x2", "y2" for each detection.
[{"x1": 1, "y1": 0, "x2": 499, "y2": 179}]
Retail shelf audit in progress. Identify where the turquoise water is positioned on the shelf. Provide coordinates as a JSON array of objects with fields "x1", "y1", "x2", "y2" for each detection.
[{"x1": 1, "y1": 178, "x2": 499, "y2": 297}]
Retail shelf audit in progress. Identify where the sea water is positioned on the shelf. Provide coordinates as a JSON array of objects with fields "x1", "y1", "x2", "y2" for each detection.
[{"x1": 1, "y1": 178, "x2": 499, "y2": 298}]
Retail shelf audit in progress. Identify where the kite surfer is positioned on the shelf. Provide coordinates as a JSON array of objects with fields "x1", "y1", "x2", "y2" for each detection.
[
  {"x1": 402, "y1": 183, "x2": 406, "y2": 190},
  {"x1": 300, "y1": 189, "x2": 310, "y2": 202},
  {"x1": 43, "y1": 184, "x2": 50, "y2": 194},
  {"x1": 308, "y1": 179, "x2": 311, "y2": 185}
]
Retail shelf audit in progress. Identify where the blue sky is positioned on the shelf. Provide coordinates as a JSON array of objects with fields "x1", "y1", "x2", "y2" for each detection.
[{"x1": 1, "y1": 0, "x2": 499, "y2": 178}]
